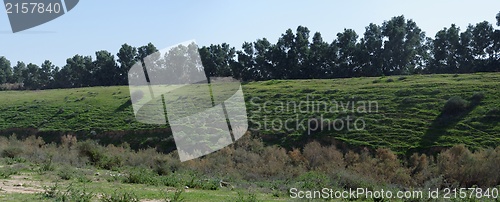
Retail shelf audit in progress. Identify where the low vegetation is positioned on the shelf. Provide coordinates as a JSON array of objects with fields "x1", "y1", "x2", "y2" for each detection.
[{"x1": 0, "y1": 134, "x2": 499, "y2": 199}]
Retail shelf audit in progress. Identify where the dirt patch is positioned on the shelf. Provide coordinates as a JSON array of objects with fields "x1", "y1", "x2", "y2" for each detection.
[{"x1": 0, "y1": 175, "x2": 46, "y2": 194}]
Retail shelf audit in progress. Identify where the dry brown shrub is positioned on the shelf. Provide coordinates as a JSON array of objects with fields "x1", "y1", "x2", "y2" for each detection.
[
  {"x1": 437, "y1": 145, "x2": 500, "y2": 187},
  {"x1": 344, "y1": 151, "x2": 359, "y2": 168},
  {"x1": 288, "y1": 148, "x2": 307, "y2": 166},
  {"x1": 303, "y1": 141, "x2": 344, "y2": 171},
  {"x1": 60, "y1": 134, "x2": 77, "y2": 149}
]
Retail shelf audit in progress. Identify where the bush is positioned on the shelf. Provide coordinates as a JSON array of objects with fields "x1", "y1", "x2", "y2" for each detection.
[
  {"x1": 100, "y1": 190, "x2": 139, "y2": 202},
  {"x1": 41, "y1": 183, "x2": 94, "y2": 202},
  {"x1": 470, "y1": 92, "x2": 485, "y2": 105},
  {"x1": 386, "y1": 78, "x2": 394, "y2": 82},
  {"x1": 234, "y1": 191, "x2": 258, "y2": 202},
  {"x1": 297, "y1": 171, "x2": 331, "y2": 190},
  {"x1": 123, "y1": 168, "x2": 158, "y2": 185},
  {"x1": 0, "y1": 167, "x2": 19, "y2": 179},
  {"x1": 442, "y1": 96, "x2": 468, "y2": 115},
  {"x1": 2, "y1": 147, "x2": 23, "y2": 158},
  {"x1": 77, "y1": 140, "x2": 108, "y2": 167},
  {"x1": 165, "y1": 187, "x2": 185, "y2": 202}
]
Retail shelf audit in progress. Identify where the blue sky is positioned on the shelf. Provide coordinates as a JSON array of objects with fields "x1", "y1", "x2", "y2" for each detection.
[{"x1": 1, "y1": 0, "x2": 499, "y2": 67}]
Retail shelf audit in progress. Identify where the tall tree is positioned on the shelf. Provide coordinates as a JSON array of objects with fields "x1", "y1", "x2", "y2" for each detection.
[
  {"x1": 236, "y1": 42, "x2": 258, "y2": 81},
  {"x1": 431, "y1": 25, "x2": 461, "y2": 73},
  {"x1": 274, "y1": 28, "x2": 297, "y2": 79},
  {"x1": 52, "y1": 66, "x2": 72, "y2": 89},
  {"x1": 117, "y1": 44, "x2": 138, "y2": 85},
  {"x1": 94, "y1": 50, "x2": 118, "y2": 86},
  {"x1": 293, "y1": 26, "x2": 311, "y2": 79},
  {"x1": 471, "y1": 21, "x2": 494, "y2": 71},
  {"x1": 381, "y1": 16, "x2": 426, "y2": 75},
  {"x1": 11, "y1": 61, "x2": 26, "y2": 84},
  {"x1": 492, "y1": 12, "x2": 500, "y2": 71},
  {"x1": 63, "y1": 55, "x2": 94, "y2": 87},
  {"x1": 199, "y1": 43, "x2": 237, "y2": 80},
  {"x1": 455, "y1": 25, "x2": 475, "y2": 73},
  {"x1": 335, "y1": 29, "x2": 359, "y2": 78},
  {"x1": 253, "y1": 39, "x2": 273, "y2": 79},
  {"x1": 136, "y1": 43, "x2": 160, "y2": 83},
  {"x1": 137, "y1": 43, "x2": 159, "y2": 63},
  {"x1": 39, "y1": 60, "x2": 55, "y2": 88},
  {"x1": 0, "y1": 57, "x2": 12, "y2": 84},
  {"x1": 358, "y1": 23, "x2": 383, "y2": 76},
  {"x1": 308, "y1": 32, "x2": 331, "y2": 78},
  {"x1": 22, "y1": 63, "x2": 40, "y2": 89}
]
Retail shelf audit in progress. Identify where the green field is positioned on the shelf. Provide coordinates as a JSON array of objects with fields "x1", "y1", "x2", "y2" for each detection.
[
  {"x1": 0, "y1": 73, "x2": 499, "y2": 154},
  {"x1": 0, "y1": 73, "x2": 499, "y2": 201}
]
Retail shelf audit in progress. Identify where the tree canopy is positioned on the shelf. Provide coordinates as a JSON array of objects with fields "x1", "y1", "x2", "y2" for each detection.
[{"x1": 1, "y1": 12, "x2": 499, "y2": 90}]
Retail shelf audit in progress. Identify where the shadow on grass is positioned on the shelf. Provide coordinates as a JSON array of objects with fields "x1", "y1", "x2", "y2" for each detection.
[
  {"x1": 418, "y1": 100, "x2": 481, "y2": 149},
  {"x1": 115, "y1": 99, "x2": 132, "y2": 112}
]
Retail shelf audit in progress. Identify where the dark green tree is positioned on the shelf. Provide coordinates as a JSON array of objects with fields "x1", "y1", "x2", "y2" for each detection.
[
  {"x1": 0, "y1": 57, "x2": 12, "y2": 84},
  {"x1": 199, "y1": 43, "x2": 237, "y2": 80},
  {"x1": 94, "y1": 50, "x2": 118, "y2": 86},
  {"x1": 358, "y1": 23, "x2": 384, "y2": 76},
  {"x1": 431, "y1": 25, "x2": 461, "y2": 73},
  {"x1": 253, "y1": 38, "x2": 273, "y2": 79},
  {"x1": 117, "y1": 44, "x2": 138, "y2": 85},
  {"x1": 63, "y1": 55, "x2": 94, "y2": 87},
  {"x1": 52, "y1": 66, "x2": 71, "y2": 88},
  {"x1": 471, "y1": 21, "x2": 494, "y2": 71},
  {"x1": 335, "y1": 29, "x2": 359, "y2": 78},
  {"x1": 136, "y1": 43, "x2": 160, "y2": 83},
  {"x1": 457, "y1": 25, "x2": 475, "y2": 73},
  {"x1": 308, "y1": 32, "x2": 331, "y2": 78},
  {"x1": 236, "y1": 42, "x2": 258, "y2": 81},
  {"x1": 274, "y1": 28, "x2": 297, "y2": 79},
  {"x1": 39, "y1": 60, "x2": 55, "y2": 88},
  {"x1": 381, "y1": 16, "x2": 426, "y2": 75},
  {"x1": 22, "y1": 63, "x2": 40, "y2": 89},
  {"x1": 11, "y1": 61, "x2": 26, "y2": 84},
  {"x1": 293, "y1": 26, "x2": 311, "y2": 79}
]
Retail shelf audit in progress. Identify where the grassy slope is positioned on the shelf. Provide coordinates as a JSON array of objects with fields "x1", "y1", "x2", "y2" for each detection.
[{"x1": 0, "y1": 73, "x2": 499, "y2": 153}]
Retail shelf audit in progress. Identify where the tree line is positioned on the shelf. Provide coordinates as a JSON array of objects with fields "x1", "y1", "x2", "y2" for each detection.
[{"x1": 1, "y1": 13, "x2": 499, "y2": 90}]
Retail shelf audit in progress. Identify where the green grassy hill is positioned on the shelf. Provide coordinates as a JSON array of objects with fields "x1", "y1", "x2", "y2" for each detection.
[{"x1": 0, "y1": 73, "x2": 499, "y2": 154}]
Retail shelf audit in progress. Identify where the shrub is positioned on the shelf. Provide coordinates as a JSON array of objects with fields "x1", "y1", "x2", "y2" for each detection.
[
  {"x1": 442, "y1": 96, "x2": 468, "y2": 115},
  {"x1": 234, "y1": 191, "x2": 258, "y2": 202},
  {"x1": 0, "y1": 167, "x2": 19, "y2": 179},
  {"x1": 41, "y1": 183, "x2": 94, "y2": 202},
  {"x1": 386, "y1": 78, "x2": 394, "y2": 82},
  {"x1": 297, "y1": 171, "x2": 330, "y2": 190},
  {"x1": 437, "y1": 145, "x2": 500, "y2": 187},
  {"x1": 165, "y1": 187, "x2": 185, "y2": 202},
  {"x1": 123, "y1": 167, "x2": 158, "y2": 185},
  {"x1": 100, "y1": 155, "x2": 124, "y2": 171},
  {"x1": 1, "y1": 147, "x2": 23, "y2": 158},
  {"x1": 100, "y1": 190, "x2": 139, "y2": 202},
  {"x1": 398, "y1": 76, "x2": 407, "y2": 81},
  {"x1": 303, "y1": 141, "x2": 344, "y2": 171},
  {"x1": 77, "y1": 140, "x2": 106, "y2": 166},
  {"x1": 470, "y1": 92, "x2": 485, "y2": 105}
]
